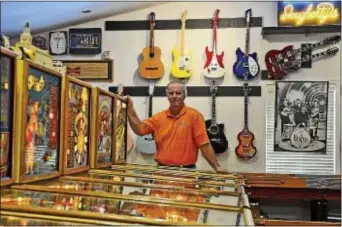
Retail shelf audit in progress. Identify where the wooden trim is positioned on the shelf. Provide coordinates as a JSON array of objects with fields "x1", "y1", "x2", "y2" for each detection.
[
  {"x1": 254, "y1": 218, "x2": 341, "y2": 226},
  {"x1": 0, "y1": 47, "x2": 18, "y2": 58}
]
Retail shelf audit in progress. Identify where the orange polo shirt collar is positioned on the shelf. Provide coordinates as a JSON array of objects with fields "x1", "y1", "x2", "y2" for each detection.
[{"x1": 166, "y1": 105, "x2": 187, "y2": 118}]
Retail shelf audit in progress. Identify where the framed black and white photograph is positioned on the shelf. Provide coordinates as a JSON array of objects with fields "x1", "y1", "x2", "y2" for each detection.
[
  {"x1": 69, "y1": 28, "x2": 102, "y2": 55},
  {"x1": 274, "y1": 81, "x2": 329, "y2": 154}
]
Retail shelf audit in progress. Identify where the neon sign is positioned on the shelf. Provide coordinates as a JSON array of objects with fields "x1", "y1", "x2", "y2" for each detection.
[{"x1": 278, "y1": 1, "x2": 341, "y2": 26}]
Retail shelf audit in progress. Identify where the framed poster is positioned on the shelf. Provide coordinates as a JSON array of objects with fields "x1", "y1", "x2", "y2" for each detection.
[
  {"x1": 18, "y1": 60, "x2": 64, "y2": 183},
  {"x1": 274, "y1": 81, "x2": 329, "y2": 153},
  {"x1": 63, "y1": 76, "x2": 92, "y2": 175},
  {"x1": 69, "y1": 28, "x2": 102, "y2": 55},
  {"x1": 0, "y1": 47, "x2": 17, "y2": 186},
  {"x1": 113, "y1": 95, "x2": 128, "y2": 164},
  {"x1": 92, "y1": 87, "x2": 115, "y2": 168}
]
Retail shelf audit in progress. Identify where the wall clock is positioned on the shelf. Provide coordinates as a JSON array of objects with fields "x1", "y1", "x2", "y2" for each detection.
[
  {"x1": 49, "y1": 31, "x2": 67, "y2": 55},
  {"x1": 69, "y1": 28, "x2": 102, "y2": 55}
]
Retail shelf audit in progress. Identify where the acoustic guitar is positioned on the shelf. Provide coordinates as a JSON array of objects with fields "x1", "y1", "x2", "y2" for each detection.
[
  {"x1": 233, "y1": 9, "x2": 260, "y2": 80},
  {"x1": 139, "y1": 12, "x2": 165, "y2": 79},
  {"x1": 204, "y1": 9, "x2": 225, "y2": 79},
  {"x1": 116, "y1": 84, "x2": 134, "y2": 153},
  {"x1": 205, "y1": 81, "x2": 228, "y2": 154},
  {"x1": 171, "y1": 10, "x2": 192, "y2": 79},
  {"x1": 235, "y1": 83, "x2": 257, "y2": 159},
  {"x1": 136, "y1": 83, "x2": 157, "y2": 154}
]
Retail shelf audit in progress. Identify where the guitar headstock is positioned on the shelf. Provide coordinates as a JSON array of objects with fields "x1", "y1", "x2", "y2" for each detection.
[
  {"x1": 327, "y1": 46, "x2": 339, "y2": 55},
  {"x1": 245, "y1": 8, "x2": 252, "y2": 26},
  {"x1": 210, "y1": 80, "x2": 218, "y2": 95},
  {"x1": 322, "y1": 35, "x2": 341, "y2": 45},
  {"x1": 242, "y1": 83, "x2": 251, "y2": 96},
  {"x1": 213, "y1": 9, "x2": 220, "y2": 25},
  {"x1": 149, "y1": 12, "x2": 156, "y2": 26},
  {"x1": 181, "y1": 10, "x2": 188, "y2": 24},
  {"x1": 117, "y1": 84, "x2": 124, "y2": 96},
  {"x1": 148, "y1": 83, "x2": 155, "y2": 96}
]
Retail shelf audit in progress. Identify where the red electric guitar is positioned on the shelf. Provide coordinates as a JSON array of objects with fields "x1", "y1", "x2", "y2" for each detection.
[
  {"x1": 265, "y1": 35, "x2": 341, "y2": 79},
  {"x1": 204, "y1": 9, "x2": 225, "y2": 79},
  {"x1": 235, "y1": 83, "x2": 257, "y2": 160}
]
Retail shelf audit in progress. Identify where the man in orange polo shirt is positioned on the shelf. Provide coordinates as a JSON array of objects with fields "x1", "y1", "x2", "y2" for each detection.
[{"x1": 127, "y1": 80, "x2": 228, "y2": 173}]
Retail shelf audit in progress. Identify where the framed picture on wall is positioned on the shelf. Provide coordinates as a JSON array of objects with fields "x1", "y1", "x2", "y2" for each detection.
[
  {"x1": 0, "y1": 47, "x2": 17, "y2": 186},
  {"x1": 63, "y1": 76, "x2": 92, "y2": 175},
  {"x1": 19, "y1": 60, "x2": 64, "y2": 183},
  {"x1": 274, "y1": 81, "x2": 329, "y2": 153},
  {"x1": 69, "y1": 28, "x2": 102, "y2": 54}
]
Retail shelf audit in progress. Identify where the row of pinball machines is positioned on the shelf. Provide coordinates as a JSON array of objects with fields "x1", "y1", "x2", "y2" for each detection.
[
  {"x1": 0, "y1": 46, "x2": 254, "y2": 226},
  {"x1": 1, "y1": 38, "x2": 341, "y2": 225}
]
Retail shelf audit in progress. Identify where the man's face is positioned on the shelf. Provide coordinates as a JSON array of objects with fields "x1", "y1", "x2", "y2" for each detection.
[{"x1": 167, "y1": 83, "x2": 185, "y2": 108}]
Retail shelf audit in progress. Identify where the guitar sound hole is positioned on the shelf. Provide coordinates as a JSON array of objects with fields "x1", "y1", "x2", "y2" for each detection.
[
  {"x1": 149, "y1": 53, "x2": 155, "y2": 58},
  {"x1": 209, "y1": 126, "x2": 219, "y2": 135}
]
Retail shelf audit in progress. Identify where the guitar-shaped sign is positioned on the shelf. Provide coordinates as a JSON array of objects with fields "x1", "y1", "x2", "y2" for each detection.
[
  {"x1": 204, "y1": 9, "x2": 225, "y2": 79},
  {"x1": 116, "y1": 84, "x2": 134, "y2": 153},
  {"x1": 136, "y1": 83, "x2": 157, "y2": 154},
  {"x1": 139, "y1": 12, "x2": 165, "y2": 79},
  {"x1": 233, "y1": 9, "x2": 260, "y2": 80},
  {"x1": 265, "y1": 46, "x2": 339, "y2": 79},
  {"x1": 205, "y1": 81, "x2": 228, "y2": 154},
  {"x1": 171, "y1": 10, "x2": 192, "y2": 79},
  {"x1": 235, "y1": 83, "x2": 257, "y2": 160},
  {"x1": 265, "y1": 35, "x2": 341, "y2": 79}
]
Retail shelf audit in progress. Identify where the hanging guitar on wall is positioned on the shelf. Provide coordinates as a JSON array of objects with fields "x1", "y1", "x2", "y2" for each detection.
[
  {"x1": 264, "y1": 35, "x2": 341, "y2": 79},
  {"x1": 136, "y1": 83, "x2": 157, "y2": 154},
  {"x1": 205, "y1": 81, "x2": 228, "y2": 154},
  {"x1": 235, "y1": 83, "x2": 256, "y2": 160},
  {"x1": 171, "y1": 10, "x2": 192, "y2": 79},
  {"x1": 139, "y1": 12, "x2": 165, "y2": 79},
  {"x1": 233, "y1": 8, "x2": 260, "y2": 80},
  {"x1": 204, "y1": 9, "x2": 225, "y2": 79}
]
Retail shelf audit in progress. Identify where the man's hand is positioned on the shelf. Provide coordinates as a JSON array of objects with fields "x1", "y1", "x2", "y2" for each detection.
[{"x1": 215, "y1": 166, "x2": 230, "y2": 174}]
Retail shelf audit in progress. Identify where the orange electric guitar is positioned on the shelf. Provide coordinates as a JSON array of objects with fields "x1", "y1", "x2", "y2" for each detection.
[
  {"x1": 235, "y1": 83, "x2": 257, "y2": 160},
  {"x1": 139, "y1": 12, "x2": 165, "y2": 79}
]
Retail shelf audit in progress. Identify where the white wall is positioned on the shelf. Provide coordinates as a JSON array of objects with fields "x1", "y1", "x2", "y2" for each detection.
[{"x1": 30, "y1": 2, "x2": 341, "y2": 173}]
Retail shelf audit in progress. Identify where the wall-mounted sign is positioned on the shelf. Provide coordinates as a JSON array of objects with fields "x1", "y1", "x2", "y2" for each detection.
[{"x1": 278, "y1": 1, "x2": 341, "y2": 26}]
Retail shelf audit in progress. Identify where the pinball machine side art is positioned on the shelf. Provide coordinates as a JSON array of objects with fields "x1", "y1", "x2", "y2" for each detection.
[
  {"x1": 62, "y1": 76, "x2": 92, "y2": 175},
  {"x1": 0, "y1": 47, "x2": 18, "y2": 186},
  {"x1": 113, "y1": 95, "x2": 128, "y2": 164},
  {"x1": 90, "y1": 87, "x2": 115, "y2": 169},
  {"x1": 13, "y1": 59, "x2": 64, "y2": 184}
]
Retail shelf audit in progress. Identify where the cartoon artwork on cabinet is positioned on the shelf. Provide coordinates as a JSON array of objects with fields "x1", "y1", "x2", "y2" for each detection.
[
  {"x1": 0, "y1": 48, "x2": 16, "y2": 185},
  {"x1": 274, "y1": 81, "x2": 328, "y2": 153},
  {"x1": 22, "y1": 62, "x2": 62, "y2": 181},
  {"x1": 95, "y1": 88, "x2": 114, "y2": 168},
  {"x1": 64, "y1": 76, "x2": 91, "y2": 174},
  {"x1": 114, "y1": 96, "x2": 128, "y2": 164}
]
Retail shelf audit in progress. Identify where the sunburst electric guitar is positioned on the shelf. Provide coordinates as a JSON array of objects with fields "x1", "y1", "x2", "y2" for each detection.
[
  {"x1": 204, "y1": 9, "x2": 225, "y2": 79},
  {"x1": 139, "y1": 12, "x2": 165, "y2": 79},
  {"x1": 171, "y1": 10, "x2": 192, "y2": 79}
]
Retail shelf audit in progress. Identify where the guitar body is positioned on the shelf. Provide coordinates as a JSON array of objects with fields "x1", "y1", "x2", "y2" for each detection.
[
  {"x1": 136, "y1": 134, "x2": 157, "y2": 154},
  {"x1": 205, "y1": 119, "x2": 228, "y2": 154},
  {"x1": 264, "y1": 45, "x2": 294, "y2": 79},
  {"x1": 235, "y1": 130, "x2": 257, "y2": 159},
  {"x1": 139, "y1": 46, "x2": 165, "y2": 79},
  {"x1": 233, "y1": 48, "x2": 260, "y2": 80},
  {"x1": 204, "y1": 46, "x2": 225, "y2": 78},
  {"x1": 171, "y1": 47, "x2": 192, "y2": 78}
]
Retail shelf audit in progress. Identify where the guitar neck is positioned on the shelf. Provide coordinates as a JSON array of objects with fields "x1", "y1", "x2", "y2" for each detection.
[
  {"x1": 180, "y1": 23, "x2": 185, "y2": 56},
  {"x1": 149, "y1": 22, "x2": 154, "y2": 55},
  {"x1": 244, "y1": 91, "x2": 248, "y2": 130},
  {"x1": 213, "y1": 23, "x2": 218, "y2": 54},
  {"x1": 211, "y1": 93, "x2": 216, "y2": 125},
  {"x1": 148, "y1": 95, "x2": 153, "y2": 117},
  {"x1": 245, "y1": 27, "x2": 250, "y2": 56},
  {"x1": 302, "y1": 49, "x2": 334, "y2": 62}
]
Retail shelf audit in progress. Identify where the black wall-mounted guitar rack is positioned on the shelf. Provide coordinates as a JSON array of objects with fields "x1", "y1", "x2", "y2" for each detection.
[
  {"x1": 109, "y1": 86, "x2": 261, "y2": 97},
  {"x1": 105, "y1": 17, "x2": 263, "y2": 31}
]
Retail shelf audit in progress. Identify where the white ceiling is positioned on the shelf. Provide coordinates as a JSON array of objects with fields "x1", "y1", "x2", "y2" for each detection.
[{"x1": 0, "y1": 1, "x2": 163, "y2": 38}]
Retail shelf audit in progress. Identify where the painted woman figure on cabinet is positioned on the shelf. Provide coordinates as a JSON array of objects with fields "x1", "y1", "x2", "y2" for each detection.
[
  {"x1": 115, "y1": 99, "x2": 127, "y2": 162},
  {"x1": 97, "y1": 95, "x2": 113, "y2": 164},
  {"x1": 24, "y1": 67, "x2": 61, "y2": 176}
]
